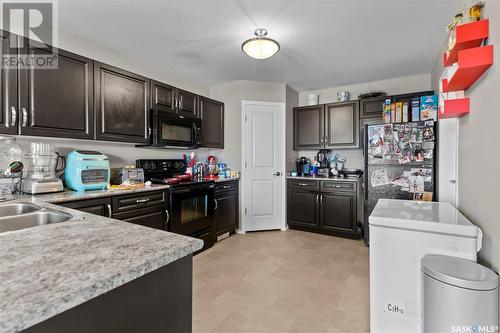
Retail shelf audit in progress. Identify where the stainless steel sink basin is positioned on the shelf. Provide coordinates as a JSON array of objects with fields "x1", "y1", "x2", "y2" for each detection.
[
  {"x1": 0, "y1": 210, "x2": 72, "y2": 233},
  {"x1": 0, "y1": 202, "x2": 41, "y2": 217}
]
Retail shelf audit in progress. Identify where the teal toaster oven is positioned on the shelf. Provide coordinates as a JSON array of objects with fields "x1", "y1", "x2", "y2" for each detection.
[{"x1": 65, "y1": 150, "x2": 110, "y2": 192}]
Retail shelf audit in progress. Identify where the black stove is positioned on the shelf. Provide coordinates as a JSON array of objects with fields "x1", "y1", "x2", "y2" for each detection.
[
  {"x1": 137, "y1": 159, "x2": 216, "y2": 252},
  {"x1": 136, "y1": 159, "x2": 212, "y2": 186}
]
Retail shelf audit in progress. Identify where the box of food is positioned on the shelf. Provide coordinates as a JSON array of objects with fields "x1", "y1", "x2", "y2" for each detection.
[
  {"x1": 384, "y1": 99, "x2": 391, "y2": 123},
  {"x1": 390, "y1": 103, "x2": 396, "y2": 123},
  {"x1": 395, "y1": 102, "x2": 403, "y2": 123},
  {"x1": 411, "y1": 97, "x2": 420, "y2": 121},
  {"x1": 420, "y1": 95, "x2": 438, "y2": 121},
  {"x1": 402, "y1": 102, "x2": 409, "y2": 122}
]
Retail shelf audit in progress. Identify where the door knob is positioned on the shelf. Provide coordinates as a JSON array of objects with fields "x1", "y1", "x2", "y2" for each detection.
[{"x1": 273, "y1": 172, "x2": 281, "y2": 176}]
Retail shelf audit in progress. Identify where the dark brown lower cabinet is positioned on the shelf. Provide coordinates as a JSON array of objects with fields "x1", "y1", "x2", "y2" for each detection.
[
  {"x1": 57, "y1": 191, "x2": 168, "y2": 231},
  {"x1": 287, "y1": 190, "x2": 319, "y2": 229},
  {"x1": 23, "y1": 255, "x2": 192, "y2": 333},
  {"x1": 214, "y1": 180, "x2": 239, "y2": 238},
  {"x1": 113, "y1": 205, "x2": 167, "y2": 230},
  {"x1": 59, "y1": 197, "x2": 111, "y2": 217},
  {"x1": 320, "y1": 192, "x2": 356, "y2": 235},
  {"x1": 287, "y1": 179, "x2": 361, "y2": 239}
]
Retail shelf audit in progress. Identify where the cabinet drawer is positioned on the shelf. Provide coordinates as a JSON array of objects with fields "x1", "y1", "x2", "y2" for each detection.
[
  {"x1": 321, "y1": 181, "x2": 356, "y2": 192},
  {"x1": 113, "y1": 205, "x2": 167, "y2": 230},
  {"x1": 112, "y1": 191, "x2": 167, "y2": 213},
  {"x1": 215, "y1": 180, "x2": 239, "y2": 196},
  {"x1": 287, "y1": 179, "x2": 319, "y2": 191}
]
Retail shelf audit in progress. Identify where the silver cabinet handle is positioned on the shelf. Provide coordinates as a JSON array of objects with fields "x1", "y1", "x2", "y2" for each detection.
[
  {"x1": 298, "y1": 183, "x2": 310, "y2": 186},
  {"x1": 316, "y1": 194, "x2": 319, "y2": 205},
  {"x1": 136, "y1": 198, "x2": 150, "y2": 203},
  {"x1": 180, "y1": 95, "x2": 183, "y2": 110},
  {"x1": 30, "y1": 108, "x2": 34, "y2": 127},
  {"x1": 21, "y1": 107, "x2": 27, "y2": 127},
  {"x1": 214, "y1": 198, "x2": 218, "y2": 210},
  {"x1": 107, "y1": 204, "x2": 112, "y2": 218},
  {"x1": 147, "y1": 125, "x2": 152, "y2": 138},
  {"x1": 320, "y1": 194, "x2": 323, "y2": 205},
  {"x1": 174, "y1": 98, "x2": 178, "y2": 109},
  {"x1": 165, "y1": 209, "x2": 170, "y2": 224},
  {"x1": 10, "y1": 107, "x2": 16, "y2": 126}
]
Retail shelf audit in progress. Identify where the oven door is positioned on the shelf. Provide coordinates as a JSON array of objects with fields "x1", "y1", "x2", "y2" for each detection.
[{"x1": 169, "y1": 183, "x2": 215, "y2": 235}]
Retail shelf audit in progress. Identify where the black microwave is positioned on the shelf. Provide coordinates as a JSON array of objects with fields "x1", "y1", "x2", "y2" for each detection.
[{"x1": 149, "y1": 108, "x2": 202, "y2": 148}]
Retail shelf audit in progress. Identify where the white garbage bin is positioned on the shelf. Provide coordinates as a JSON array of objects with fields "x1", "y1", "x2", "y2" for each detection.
[{"x1": 421, "y1": 254, "x2": 499, "y2": 333}]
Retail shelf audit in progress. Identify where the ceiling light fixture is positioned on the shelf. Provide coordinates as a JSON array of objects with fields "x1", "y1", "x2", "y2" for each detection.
[{"x1": 241, "y1": 28, "x2": 280, "y2": 60}]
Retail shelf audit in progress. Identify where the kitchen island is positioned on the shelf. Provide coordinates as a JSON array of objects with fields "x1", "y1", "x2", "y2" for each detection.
[{"x1": 0, "y1": 198, "x2": 203, "y2": 333}]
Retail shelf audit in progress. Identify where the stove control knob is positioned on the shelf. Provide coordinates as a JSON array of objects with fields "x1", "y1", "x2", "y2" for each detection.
[
  {"x1": 143, "y1": 162, "x2": 150, "y2": 170},
  {"x1": 150, "y1": 162, "x2": 156, "y2": 170}
]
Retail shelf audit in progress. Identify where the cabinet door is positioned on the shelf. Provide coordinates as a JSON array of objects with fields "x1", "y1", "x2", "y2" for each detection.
[
  {"x1": 198, "y1": 96, "x2": 224, "y2": 148},
  {"x1": 19, "y1": 45, "x2": 94, "y2": 139},
  {"x1": 59, "y1": 198, "x2": 111, "y2": 217},
  {"x1": 320, "y1": 192, "x2": 356, "y2": 235},
  {"x1": 151, "y1": 80, "x2": 176, "y2": 110},
  {"x1": 360, "y1": 96, "x2": 386, "y2": 119},
  {"x1": 215, "y1": 193, "x2": 238, "y2": 234},
  {"x1": 95, "y1": 62, "x2": 150, "y2": 143},
  {"x1": 293, "y1": 105, "x2": 324, "y2": 150},
  {"x1": 287, "y1": 190, "x2": 319, "y2": 229},
  {"x1": 0, "y1": 31, "x2": 18, "y2": 135},
  {"x1": 324, "y1": 101, "x2": 359, "y2": 149},
  {"x1": 177, "y1": 89, "x2": 198, "y2": 115}
]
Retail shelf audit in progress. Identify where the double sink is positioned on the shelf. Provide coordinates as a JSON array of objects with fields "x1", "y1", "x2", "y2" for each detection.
[{"x1": 0, "y1": 202, "x2": 72, "y2": 233}]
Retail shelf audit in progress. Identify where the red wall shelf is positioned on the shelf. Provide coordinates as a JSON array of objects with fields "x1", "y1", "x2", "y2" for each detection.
[
  {"x1": 440, "y1": 98, "x2": 470, "y2": 119},
  {"x1": 443, "y1": 19, "x2": 489, "y2": 66},
  {"x1": 442, "y1": 45, "x2": 494, "y2": 92}
]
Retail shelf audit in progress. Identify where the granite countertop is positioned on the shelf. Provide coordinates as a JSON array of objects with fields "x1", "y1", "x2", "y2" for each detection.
[
  {"x1": 0, "y1": 198, "x2": 203, "y2": 333},
  {"x1": 286, "y1": 175, "x2": 362, "y2": 182},
  {"x1": 24, "y1": 177, "x2": 240, "y2": 204}
]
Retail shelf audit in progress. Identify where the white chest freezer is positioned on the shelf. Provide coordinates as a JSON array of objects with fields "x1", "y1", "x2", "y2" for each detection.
[{"x1": 369, "y1": 199, "x2": 483, "y2": 333}]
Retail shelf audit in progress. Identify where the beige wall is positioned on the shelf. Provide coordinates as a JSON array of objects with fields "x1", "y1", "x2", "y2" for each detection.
[
  {"x1": 431, "y1": 0, "x2": 500, "y2": 273},
  {"x1": 297, "y1": 74, "x2": 433, "y2": 170},
  {"x1": 208, "y1": 80, "x2": 287, "y2": 170},
  {"x1": 285, "y1": 85, "x2": 299, "y2": 171}
]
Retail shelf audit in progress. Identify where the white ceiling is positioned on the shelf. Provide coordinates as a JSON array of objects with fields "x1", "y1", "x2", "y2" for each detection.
[{"x1": 59, "y1": 0, "x2": 460, "y2": 91}]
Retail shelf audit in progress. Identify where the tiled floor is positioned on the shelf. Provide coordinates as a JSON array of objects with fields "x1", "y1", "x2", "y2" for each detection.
[{"x1": 192, "y1": 230, "x2": 370, "y2": 333}]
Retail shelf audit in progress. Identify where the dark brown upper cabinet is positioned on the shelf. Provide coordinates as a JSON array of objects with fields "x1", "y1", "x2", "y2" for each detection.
[
  {"x1": 0, "y1": 31, "x2": 19, "y2": 135},
  {"x1": 360, "y1": 96, "x2": 386, "y2": 119},
  {"x1": 294, "y1": 101, "x2": 359, "y2": 150},
  {"x1": 324, "y1": 101, "x2": 359, "y2": 149},
  {"x1": 151, "y1": 81, "x2": 197, "y2": 115},
  {"x1": 18, "y1": 44, "x2": 94, "y2": 139},
  {"x1": 177, "y1": 89, "x2": 198, "y2": 115},
  {"x1": 198, "y1": 96, "x2": 224, "y2": 148},
  {"x1": 95, "y1": 62, "x2": 150, "y2": 143},
  {"x1": 151, "y1": 80, "x2": 176, "y2": 111},
  {"x1": 293, "y1": 105, "x2": 324, "y2": 150}
]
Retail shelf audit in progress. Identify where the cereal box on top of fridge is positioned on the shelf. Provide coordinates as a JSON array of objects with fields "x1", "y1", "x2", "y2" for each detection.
[{"x1": 420, "y1": 95, "x2": 438, "y2": 121}]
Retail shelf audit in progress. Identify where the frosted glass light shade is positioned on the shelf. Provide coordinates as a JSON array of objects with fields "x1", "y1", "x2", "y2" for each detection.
[{"x1": 242, "y1": 29, "x2": 280, "y2": 59}]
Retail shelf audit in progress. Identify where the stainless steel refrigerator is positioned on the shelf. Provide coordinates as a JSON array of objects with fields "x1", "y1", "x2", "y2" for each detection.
[{"x1": 363, "y1": 121, "x2": 437, "y2": 245}]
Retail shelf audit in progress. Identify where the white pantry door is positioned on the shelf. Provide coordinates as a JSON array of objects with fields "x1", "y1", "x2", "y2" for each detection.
[
  {"x1": 242, "y1": 101, "x2": 285, "y2": 232},
  {"x1": 438, "y1": 118, "x2": 458, "y2": 206}
]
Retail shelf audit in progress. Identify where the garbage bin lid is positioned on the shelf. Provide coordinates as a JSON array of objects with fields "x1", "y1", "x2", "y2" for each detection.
[{"x1": 422, "y1": 254, "x2": 498, "y2": 291}]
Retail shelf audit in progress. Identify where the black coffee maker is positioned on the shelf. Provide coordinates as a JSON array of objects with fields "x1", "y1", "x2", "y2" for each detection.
[{"x1": 317, "y1": 149, "x2": 330, "y2": 168}]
